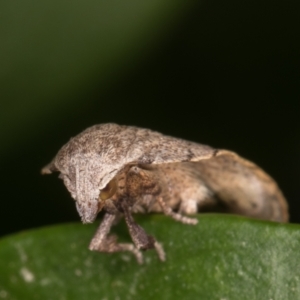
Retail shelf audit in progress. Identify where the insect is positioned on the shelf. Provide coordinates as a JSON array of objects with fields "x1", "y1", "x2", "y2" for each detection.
[{"x1": 42, "y1": 123, "x2": 288, "y2": 263}]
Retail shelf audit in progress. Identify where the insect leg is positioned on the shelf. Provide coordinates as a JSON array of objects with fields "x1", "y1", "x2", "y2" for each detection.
[
  {"x1": 89, "y1": 212, "x2": 143, "y2": 264},
  {"x1": 157, "y1": 196, "x2": 198, "y2": 225},
  {"x1": 122, "y1": 204, "x2": 166, "y2": 261}
]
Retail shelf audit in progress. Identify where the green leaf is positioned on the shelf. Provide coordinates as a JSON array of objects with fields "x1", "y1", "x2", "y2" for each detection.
[{"x1": 0, "y1": 215, "x2": 299, "y2": 300}]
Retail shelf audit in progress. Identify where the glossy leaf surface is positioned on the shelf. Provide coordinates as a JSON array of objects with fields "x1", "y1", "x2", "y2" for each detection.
[{"x1": 0, "y1": 215, "x2": 299, "y2": 300}]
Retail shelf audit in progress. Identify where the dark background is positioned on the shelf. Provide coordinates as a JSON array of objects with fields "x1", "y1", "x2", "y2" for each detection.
[{"x1": 1, "y1": 0, "x2": 299, "y2": 237}]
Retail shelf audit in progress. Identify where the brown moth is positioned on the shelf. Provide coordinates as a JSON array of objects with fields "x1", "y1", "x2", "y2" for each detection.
[{"x1": 42, "y1": 123, "x2": 289, "y2": 263}]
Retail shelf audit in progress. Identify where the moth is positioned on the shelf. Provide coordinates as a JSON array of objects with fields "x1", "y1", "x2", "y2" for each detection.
[{"x1": 42, "y1": 123, "x2": 288, "y2": 263}]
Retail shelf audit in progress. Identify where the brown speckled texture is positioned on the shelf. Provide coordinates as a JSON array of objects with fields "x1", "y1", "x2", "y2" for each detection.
[{"x1": 42, "y1": 123, "x2": 288, "y2": 262}]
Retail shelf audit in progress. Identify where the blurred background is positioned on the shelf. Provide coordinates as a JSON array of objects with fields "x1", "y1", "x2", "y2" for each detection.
[{"x1": 1, "y1": 0, "x2": 299, "y2": 237}]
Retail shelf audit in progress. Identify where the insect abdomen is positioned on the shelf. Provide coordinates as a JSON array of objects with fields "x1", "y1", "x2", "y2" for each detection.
[{"x1": 194, "y1": 150, "x2": 289, "y2": 222}]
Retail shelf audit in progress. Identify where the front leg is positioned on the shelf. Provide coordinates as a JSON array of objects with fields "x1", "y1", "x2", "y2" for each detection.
[
  {"x1": 122, "y1": 203, "x2": 166, "y2": 261},
  {"x1": 89, "y1": 212, "x2": 143, "y2": 264}
]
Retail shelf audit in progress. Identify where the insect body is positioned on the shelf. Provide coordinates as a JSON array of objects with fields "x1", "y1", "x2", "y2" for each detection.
[{"x1": 42, "y1": 124, "x2": 288, "y2": 263}]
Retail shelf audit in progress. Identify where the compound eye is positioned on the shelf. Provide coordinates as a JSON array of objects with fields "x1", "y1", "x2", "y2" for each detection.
[{"x1": 99, "y1": 178, "x2": 117, "y2": 201}]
